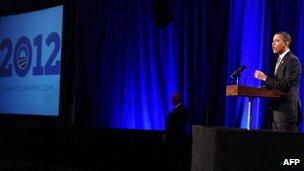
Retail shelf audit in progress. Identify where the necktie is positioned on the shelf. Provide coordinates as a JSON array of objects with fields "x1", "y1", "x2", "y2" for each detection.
[{"x1": 274, "y1": 57, "x2": 281, "y2": 75}]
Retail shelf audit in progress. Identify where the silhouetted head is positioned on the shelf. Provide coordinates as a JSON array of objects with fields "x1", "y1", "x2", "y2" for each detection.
[{"x1": 171, "y1": 92, "x2": 182, "y2": 106}]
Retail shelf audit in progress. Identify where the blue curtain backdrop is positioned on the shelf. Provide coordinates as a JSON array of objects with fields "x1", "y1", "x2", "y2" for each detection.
[{"x1": 75, "y1": 0, "x2": 304, "y2": 132}]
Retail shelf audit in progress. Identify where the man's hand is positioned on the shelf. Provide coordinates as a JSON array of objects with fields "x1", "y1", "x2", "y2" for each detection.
[
  {"x1": 254, "y1": 70, "x2": 267, "y2": 81},
  {"x1": 162, "y1": 134, "x2": 167, "y2": 143}
]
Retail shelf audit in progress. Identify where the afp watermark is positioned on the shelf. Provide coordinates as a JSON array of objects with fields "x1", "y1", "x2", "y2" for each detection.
[{"x1": 283, "y1": 159, "x2": 300, "y2": 166}]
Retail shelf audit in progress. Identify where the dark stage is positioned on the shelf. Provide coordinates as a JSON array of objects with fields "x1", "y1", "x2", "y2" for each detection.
[
  {"x1": 0, "y1": 125, "x2": 303, "y2": 170},
  {"x1": 191, "y1": 126, "x2": 304, "y2": 171},
  {"x1": 0, "y1": 125, "x2": 166, "y2": 171}
]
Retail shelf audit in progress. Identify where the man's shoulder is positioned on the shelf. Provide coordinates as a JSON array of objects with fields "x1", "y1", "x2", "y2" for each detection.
[
  {"x1": 176, "y1": 104, "x2": 188, "y2": 110},
  {"x1": 287, "y1": 51, "x2": 298, "y2": 58},
  {"x1": 176, "y1": 105, "x2": 189, "y2": 114},
  {"x1": 285, "y1": 52, "x2": 300, "y2": 63}
]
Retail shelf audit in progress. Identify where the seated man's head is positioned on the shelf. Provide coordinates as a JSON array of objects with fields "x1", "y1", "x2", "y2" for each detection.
[{"x1": 171, "y1": 92, "x2": 182, "y2": 106}]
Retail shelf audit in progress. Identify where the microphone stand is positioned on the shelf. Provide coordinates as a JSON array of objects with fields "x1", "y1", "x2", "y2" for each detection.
[
  {"x1": 231, "y1": 73, "x2": 241, "y2": 85},
  {"x1": 230, "y1": 65, "x2": 246, "y2": 85},
  {"x1": 236, "y1": 75, "x2": 240, "y2": 85}
]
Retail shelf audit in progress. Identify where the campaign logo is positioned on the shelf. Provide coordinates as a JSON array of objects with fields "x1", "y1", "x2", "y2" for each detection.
[
  {"x1": 14, "y1": 36, "x2": 32, "y2": 77},
  {"x1": 0, "y1": 32, "x2": 60, "y2": 77}
]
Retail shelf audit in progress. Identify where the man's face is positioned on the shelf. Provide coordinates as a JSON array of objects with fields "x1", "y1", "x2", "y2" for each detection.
[
  {"x1": 171, "y1": 93, "x2": 181, "y2": 106},
  {"x1": 272, "y1": 34, "x2": 286, "y2": 54}
]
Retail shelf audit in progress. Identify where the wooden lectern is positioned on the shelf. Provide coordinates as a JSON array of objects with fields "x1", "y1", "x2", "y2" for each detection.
[{"x1": 226, "y1": 85, "x2": 282, "y2": 130}]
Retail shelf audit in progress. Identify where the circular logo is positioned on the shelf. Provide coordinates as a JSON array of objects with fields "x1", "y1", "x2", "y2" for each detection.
[
  {"x1": 14, "y1": 37, "x2": 32, "y2": 77},
  {"x1": 16, "y1": 46, "x2": 29, "y2": 70}
]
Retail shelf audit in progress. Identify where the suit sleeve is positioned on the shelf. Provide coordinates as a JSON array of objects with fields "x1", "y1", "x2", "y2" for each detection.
[{"x1": 265, "y1": 58, "x2": 301, "y2": 92}]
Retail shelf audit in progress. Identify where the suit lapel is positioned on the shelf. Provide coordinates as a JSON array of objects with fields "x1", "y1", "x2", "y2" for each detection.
[{"x1": 275, "y1": 51, "x2": 291, "y2": 77}]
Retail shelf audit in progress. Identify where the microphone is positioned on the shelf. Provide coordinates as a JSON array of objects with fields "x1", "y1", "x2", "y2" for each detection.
[{"x1": 230, "y1": 65, "x2": 246, "y2": 78}]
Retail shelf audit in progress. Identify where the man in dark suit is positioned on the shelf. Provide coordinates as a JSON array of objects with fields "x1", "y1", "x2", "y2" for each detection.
[
  {"x1": 163, "y1": 92, "x2": 190, "y2": 171},
  {"x1": 254, "y1": 31, "x2": 302, "y2": 132}
]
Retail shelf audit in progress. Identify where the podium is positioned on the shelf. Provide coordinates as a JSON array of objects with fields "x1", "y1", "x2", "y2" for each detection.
[{"x1": 226, "y1": 85, "x2": 282, "y2": 130}]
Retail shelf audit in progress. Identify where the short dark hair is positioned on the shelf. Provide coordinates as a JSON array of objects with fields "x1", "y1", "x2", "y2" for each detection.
[
  {"x1": 172, "y1": 92, "x2": 182, "y2": 102},
  {"x1": 276, "y1": 31, "x2": 292, "y2": 45}
]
